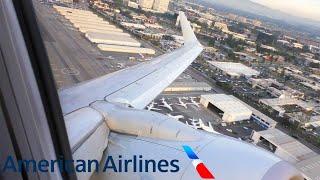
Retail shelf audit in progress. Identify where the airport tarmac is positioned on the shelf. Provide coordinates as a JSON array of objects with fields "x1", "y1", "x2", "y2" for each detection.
[
  {"x1": 35, "y1": 2, "x2": 154, "y2": 89},
  {"x1": 147, "y1": 91, "x2": 269, "y2": 139},
  {"x1": 146, "y1": 94, "x2": 222, "y2": 126},
  {"x1": 215, "y1": 121, "x2": 266, "y2": 140}
]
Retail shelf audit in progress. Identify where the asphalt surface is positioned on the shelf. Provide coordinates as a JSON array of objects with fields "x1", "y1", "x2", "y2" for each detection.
[
  {"x1": 150, "y1": 95, "x2": 223, "y2": 125},
  {"x1": 34, "y1": 2, "x2": 143, "y2": 89}
]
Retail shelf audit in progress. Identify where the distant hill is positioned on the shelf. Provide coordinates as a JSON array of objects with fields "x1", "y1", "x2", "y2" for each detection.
[{"x1": 196, "y1": 0, "x2": 320, "y2": 33}]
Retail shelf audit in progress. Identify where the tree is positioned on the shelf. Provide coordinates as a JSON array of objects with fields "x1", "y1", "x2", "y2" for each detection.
[
  {"x1": 114, "y1": 0, "x2": 123, "y2": 7},
  {"x1": 208, "y1": 39, "x2": 215, "y2": 47},
  {"x1": 302, "y1": 45, "x2": 309, "y2": 53}
]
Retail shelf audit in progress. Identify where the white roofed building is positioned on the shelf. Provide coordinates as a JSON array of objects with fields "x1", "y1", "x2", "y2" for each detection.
[
  {"x1": 120, "y1": 22, "x2": 146, "y2": 30},
  {"x1": 214, "y1": 22, "x2": 228, "y2": 31},
  {"x1": 208, "y1": 61, "x2": 260, "y2": 78},
  {"x1": 85, "y1": 32, "x2": 141, "y2": 47},
  {"x1": 252, "y1": 129, "x2": 320, "y2": 180},
  {"x1": 54, "y1": 5, "x2": 154, "y2": 54},
  {"x1": 200, "y1": 94, "x2": 252, "y2": 122}
]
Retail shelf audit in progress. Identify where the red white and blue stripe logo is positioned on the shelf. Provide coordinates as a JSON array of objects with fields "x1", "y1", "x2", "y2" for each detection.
[{"x1": 182, "y1": 145, "x2": 215, "y2": 179}]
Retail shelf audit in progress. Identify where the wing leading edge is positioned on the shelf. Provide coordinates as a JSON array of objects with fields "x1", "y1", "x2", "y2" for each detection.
[{"x1": 59, "y1": 12, "x2": 203, "y2": 114}]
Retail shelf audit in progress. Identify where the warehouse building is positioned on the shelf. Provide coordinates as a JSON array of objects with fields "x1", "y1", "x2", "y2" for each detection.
[
  {"x1": 74, "y1": 23, "x2": 119, "y2": 31},
  {"x1": 85, "y1": 32, "x2": 141, "y2": 47},
  {"x1": 54, "y1": 5, "x2": 154, "y2": 54},
  {"x1": 251, "y1": 128, "x2": 320, "y2": 180},
  {"x1": 120, "y1": 22, "x2": 146, "y2": 30},
  {"x1": 54, "y1": 5, "x2": 96, "y2": 14},
  {"x1": 69, "y1": 19, "x2": 111, "y2": 27},
  {"x1": 76, "y1": 25, "x2": 120, "y2": 33},
  {"x1": 296, "y1": 155, "x2": 320, "y2": 180},
  {"x1": 200, "y1": 94, "x2": 252, "y2": 122},
  {"x1": 209, "y1": 61, "x2": 260, "y2": 78},
  {"x1": 259, "y1": 95, "x2": 314, "y2": 116},
  {"x1": 60, "y1": 12, "x2": 103, "y2": 20},
  {"x1": 252, "y1": 128, "x2": 317, "y2": 164},
  {"x1": 67, "y1": 18, "x2": 113, "y2": 27},
  {"x1": 97, "y1": 44, "x2": 155, "y2": 55},
  {"x1": 233, "y1": 96, "x2": 278, "y2": 129},
  {"x1": 139, "y1": 0, "x2": 170, "y2": 13},
  {"x1": 164, "y1": 82, "x2": 211, "y2": 92},
  {"x1": 78, "y1": 27, "x2": 125, "y2": 34}
]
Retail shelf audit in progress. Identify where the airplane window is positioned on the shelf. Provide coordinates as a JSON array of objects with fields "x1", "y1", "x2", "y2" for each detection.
[{"x1": 14, "y1": 0, "x2": 317, "y2": 180}]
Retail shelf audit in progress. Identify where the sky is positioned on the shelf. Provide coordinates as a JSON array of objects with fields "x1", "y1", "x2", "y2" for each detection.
[{"x1": 251, "y1": 0, "x2": 320, "y2": 21}]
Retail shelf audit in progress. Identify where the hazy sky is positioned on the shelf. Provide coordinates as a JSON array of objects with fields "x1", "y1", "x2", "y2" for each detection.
[{"x1": 251, "y1": 0, "x2": 320, "y2": 21}]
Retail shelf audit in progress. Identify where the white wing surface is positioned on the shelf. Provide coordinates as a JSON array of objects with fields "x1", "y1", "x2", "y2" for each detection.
[{"x1": 59, "y1": 12, "x2": 203, "y2": 114}]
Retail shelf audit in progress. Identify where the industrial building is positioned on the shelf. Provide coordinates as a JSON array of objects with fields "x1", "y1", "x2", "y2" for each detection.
[
  {"x1": 139, "y1": 0, "x2": 170, "y2": 13},
  {"x1": 139, "y1": 0, "x2": 154, "y2": 9},
  {"x1": 54, "y1": 5, "x2": 154, "y2": 54},
  {"x1": 234, "y1": 52, "x2": 257, "y2": 61},
  {"x1": 120, "y1": 22, "x2": 146, "y2": 30},
  {"x1": 200, "y1": 94, "x2": 252, "y2": 122},
  {"x1": 252, "y1": 129, "x2": 320, "y2": 180},
  {"x1": 78, "y1": 27, "x2": 125, "y2": 34},
  {"x1": 214, "y1": 22, "x2": 228, "y2": 31},
  {"x1": 164, "y1": 81, "x2": 211, "y2": 92},
  {"x1": 73, "y1": 23, "x2": 118, "y2": 31},
  {"x1": 69, "y1": 19, "x2": 112, "y2": 27},
  {"x1": 58, "y1": 10, "x2": 103, "y2": 18},
  {"x1": 296, "y1": 155, "x2": 320, "y2": 180},
  {"x1": 304, "y1": 116, "x2": 320, "y2": 128},
  {"x1": 61, "y1": 13, "x2": 104, "y2": 21},
  {"x1": 153, "y1": 0, "x2": 171, "y2": 12},
  {"x1": 208, "y1": 61, "x2": 260, "y2": 78},
  {"x1": 85, "y1": 32, "x2": 141, "y2": 47},
  {"x1": 200, "y1": 94, "x2": 277, "y2": 128},
  {"x1": 54, "y1": 6, "x2": 97, "y2": 14},
  {"x1": 97, "y1": 44, "x2": 155, "y2": 55},
  {"x1": 238, "y1": 99, "x2": 278, "y2": 129},
  {"x1": 289, "y1": 113, "x2": 320, "y2": 129},
  {"x1": 259, "y1": 95, "x2": 314, "y2": 116}
]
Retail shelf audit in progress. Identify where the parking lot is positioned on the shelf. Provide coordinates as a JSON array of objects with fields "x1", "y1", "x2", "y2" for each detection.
[{"x1": 215, "y1": 120, "x2": 266, "y2": 140}]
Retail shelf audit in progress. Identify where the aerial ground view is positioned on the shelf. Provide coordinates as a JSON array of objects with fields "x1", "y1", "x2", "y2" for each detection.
[{"x1": 0, "y1": 0, "x2": 319, "y2": 179}]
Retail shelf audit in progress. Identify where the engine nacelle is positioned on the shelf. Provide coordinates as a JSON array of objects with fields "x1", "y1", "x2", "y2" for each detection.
[
  {"x1": 90, "y1": 101, "x2": 201, "y2": 141},
  {"x1": 90, "y1": 101, "x2": 304, "y2": 180}
]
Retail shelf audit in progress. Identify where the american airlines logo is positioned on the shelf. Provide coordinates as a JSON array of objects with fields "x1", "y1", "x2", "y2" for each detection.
[{"x1": 182, "y1": 145, "x2": 215, "y2": 179}]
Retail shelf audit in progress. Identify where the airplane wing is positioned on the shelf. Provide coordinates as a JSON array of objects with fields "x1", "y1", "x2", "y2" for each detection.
[{"x1": 59, "y1": 12, "x2": 203, "y2": 114}]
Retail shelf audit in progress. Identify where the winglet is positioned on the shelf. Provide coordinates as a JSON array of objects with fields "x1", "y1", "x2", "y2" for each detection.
[{"x1": 177, "y1": 11, "x2": 200, "y2": 45}]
